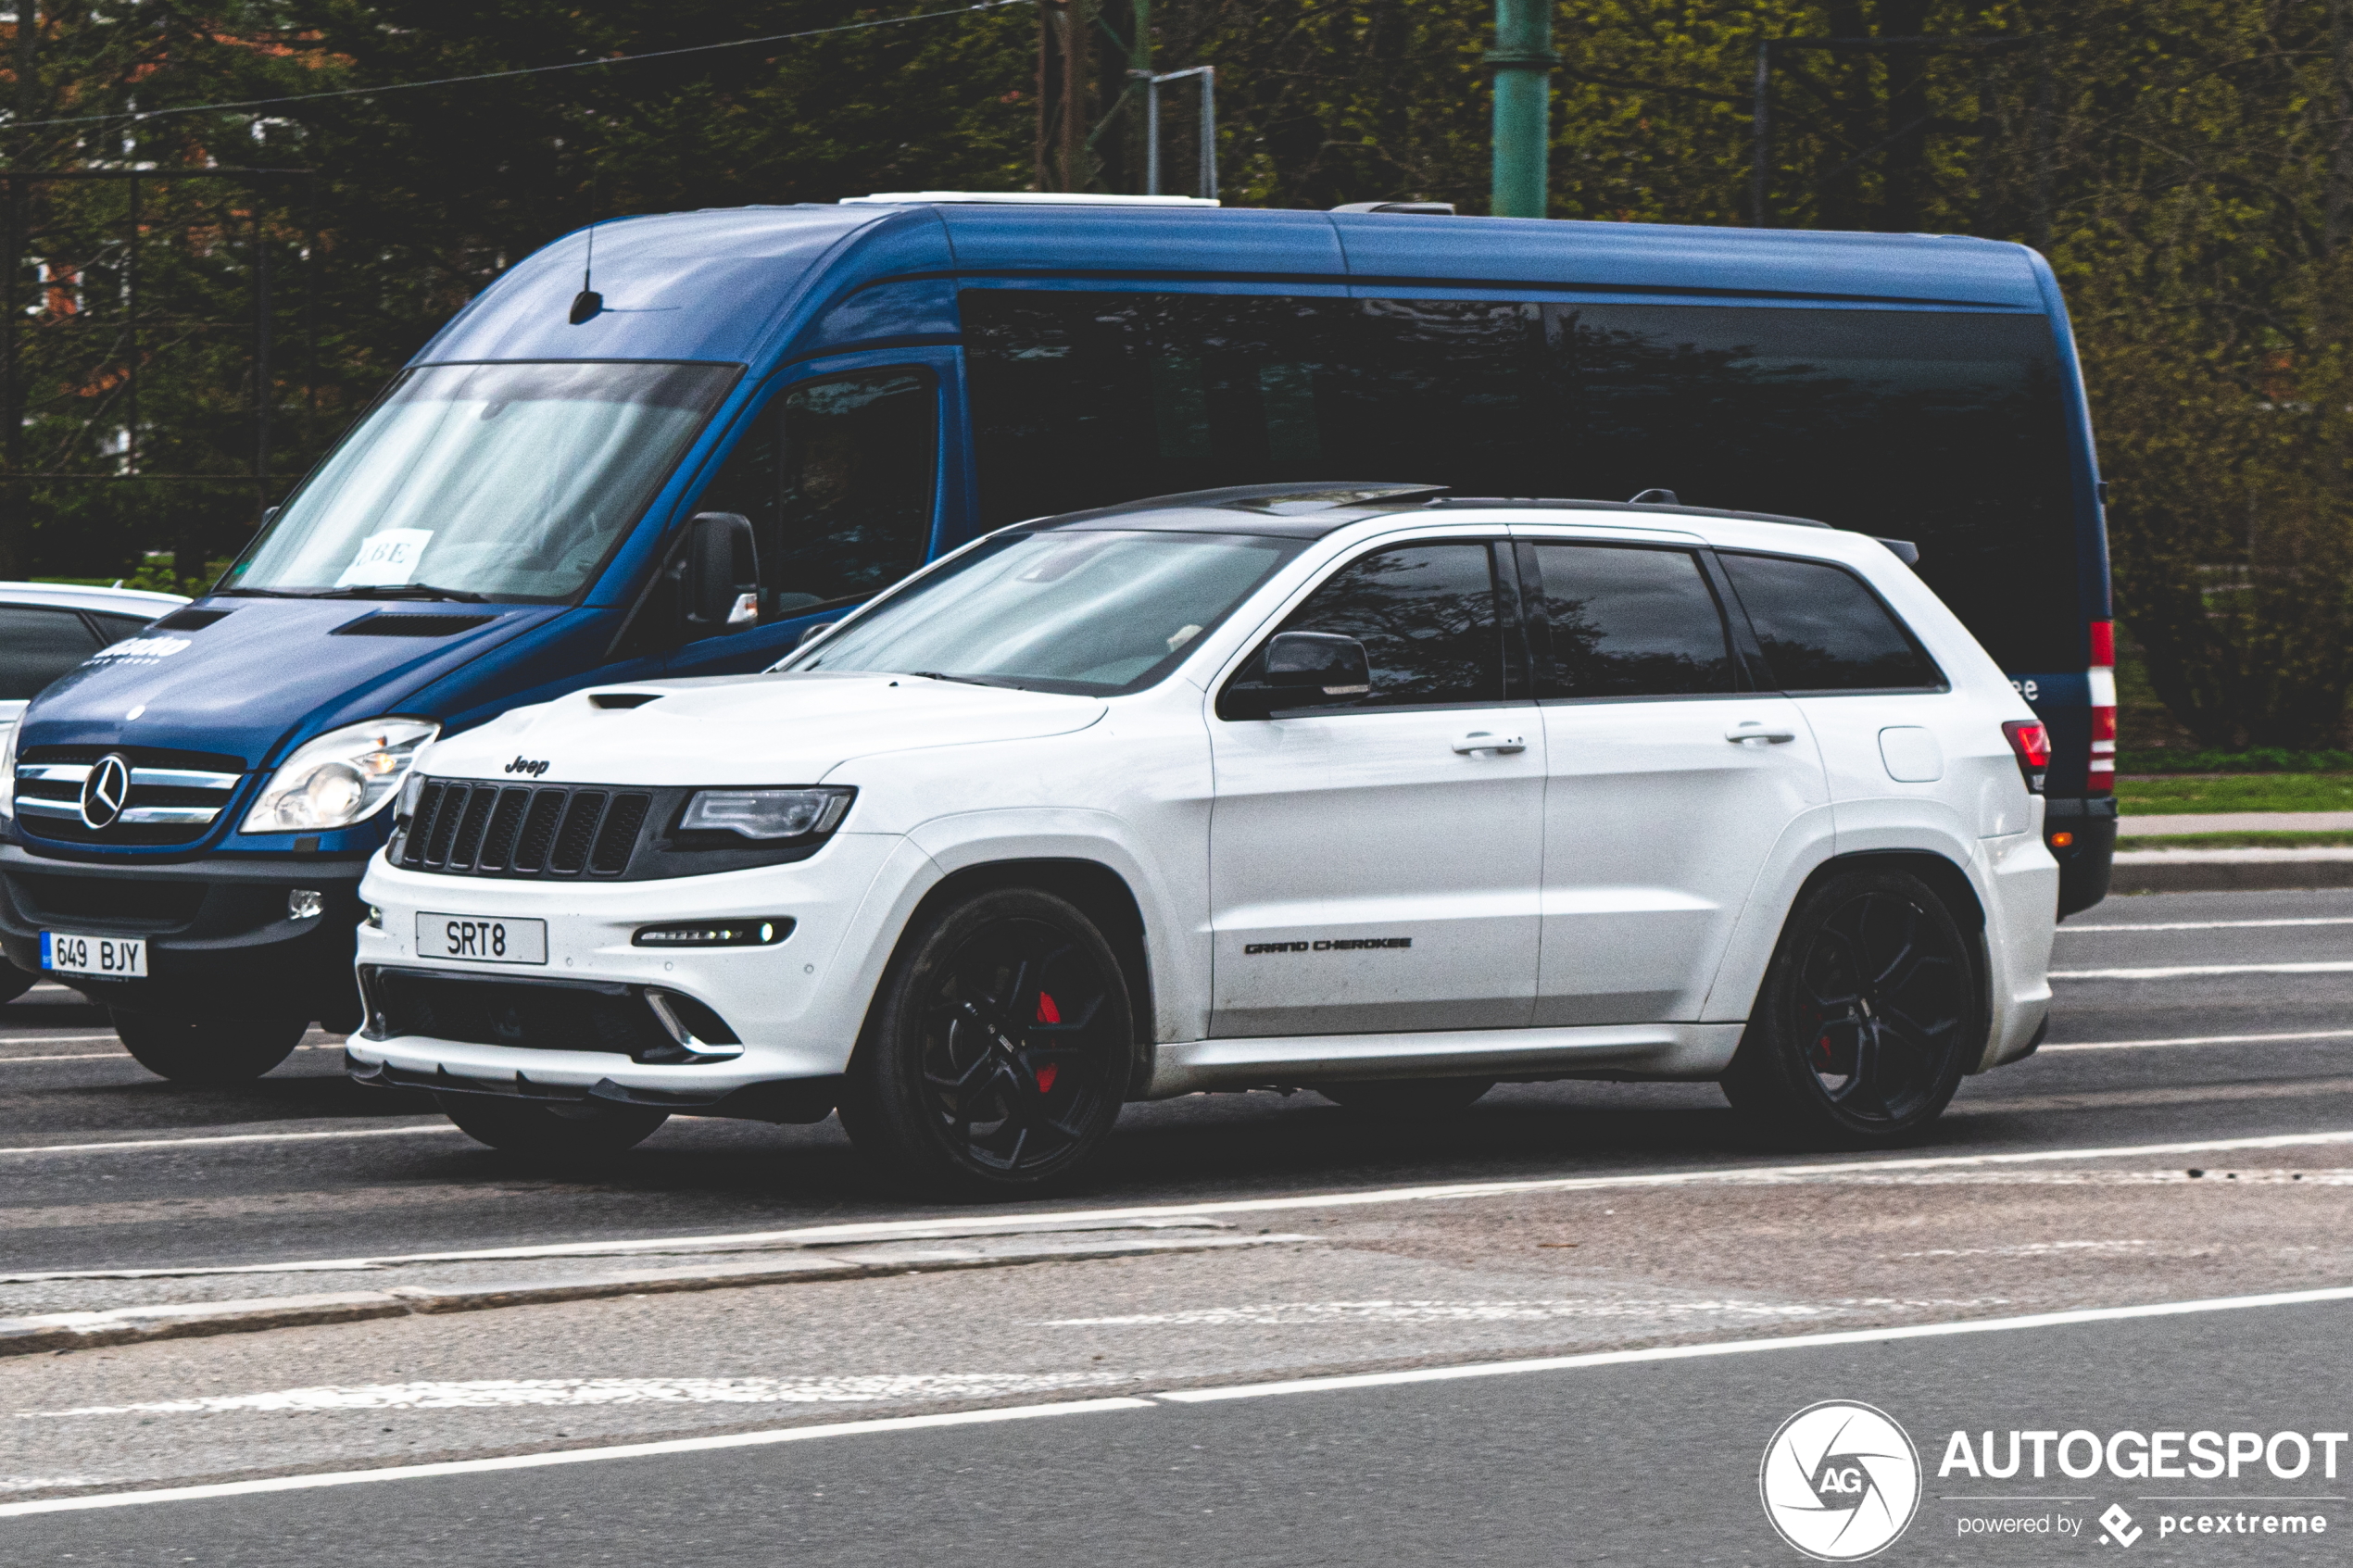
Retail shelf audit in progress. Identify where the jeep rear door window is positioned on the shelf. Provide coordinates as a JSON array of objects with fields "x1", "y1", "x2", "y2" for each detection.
[
  {"x1": 1719, "y1": 552, "x2": 1944, "y2": 693},
  {"x1": 1525, "y1": 544, "x2": 1736, "y2": 698},
  {"x1": 692, "y1": 368, "x2": 938, "y2": 615},
  {"x1": 0, "y1": 607, "x2": 100, "y2": 699},
  {"x1": 223, "y1": 360, "x2": 736, "y2": 603},
  {"x1": 963, "y1": 291, "x2": 2079, "y2": 671},
  {"x1": 793, "y1": 529, "x2": 1300, "y2": 696},
  {"x1": 1274, "y1": 542, "x2": 1508, "y2": 708}
]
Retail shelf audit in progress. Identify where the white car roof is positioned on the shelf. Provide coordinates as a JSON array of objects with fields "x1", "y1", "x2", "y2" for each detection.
[{"x1": 0, "y1": 582, "x2": 189, "y2": 618}]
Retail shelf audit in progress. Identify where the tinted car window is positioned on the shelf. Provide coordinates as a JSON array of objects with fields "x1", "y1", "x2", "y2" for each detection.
[
  {"x1": 693, "y1": 367, "x2": 938, "y2": 616},
  {"x1": 0, "y1": 607, "x2": 100, "y2": 699},
  {"x1": 1274, "y1": 542, "x2": 1505, "y2": 708},
  {"x1": 1529, "y1": 544, "x2": 1734, "y2": 698},
  {"x1": 1720, "y1": 553, "x2": 1943, "y2": 692},
  {"x1": 88, "y1": 612, "x2": 157, "y2": 644}
]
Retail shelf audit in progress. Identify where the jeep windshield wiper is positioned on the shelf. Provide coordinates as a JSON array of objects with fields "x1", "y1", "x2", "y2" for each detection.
[
  {"x1": 908, "y1": 671, "x2": 1020, "y2": 688},
  {"x1": 308, "y1": 583, "x2": 493, "y2": 603}
]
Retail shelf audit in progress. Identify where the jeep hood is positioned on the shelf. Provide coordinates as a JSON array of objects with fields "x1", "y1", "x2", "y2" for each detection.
[{"x1": 421, "y1": 672, "x2": 1109, "y2": 786}]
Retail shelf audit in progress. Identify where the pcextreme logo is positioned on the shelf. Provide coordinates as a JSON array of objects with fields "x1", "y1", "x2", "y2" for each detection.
[{"x1": 1760, "y1": 1400, "x2": 1923, "y2": 1561}]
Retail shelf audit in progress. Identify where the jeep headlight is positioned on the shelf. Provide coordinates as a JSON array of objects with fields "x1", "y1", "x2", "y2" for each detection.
[
  {"x1": 679, "y1": 786, "x2": 854, "y2": 841},
  {"x1": 242, "y1": 718, "x2": 439, "y2": 834}
]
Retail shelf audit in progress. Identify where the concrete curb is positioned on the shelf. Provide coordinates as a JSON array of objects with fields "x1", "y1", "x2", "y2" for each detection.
[
  {"x1": 0, "y1": 1233, "x2": 1306, "y2": 1360},
  {"x1": 2109, "y1": 848, "x2": 2353, "y2": 895}
]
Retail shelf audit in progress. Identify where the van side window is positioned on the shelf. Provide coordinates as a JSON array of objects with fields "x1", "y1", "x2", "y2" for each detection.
[
  {"x1": 1274, "y1": 542, "x2": 1508, "y2": 709},
  {"x1": 87, "y1": 612, "x2": 157, "y2": 645},
  {"x1": 1719, "y1": 553, "x2": 1944, "y2": 693},
  {"x1": 0, "y1": 607, "x2": 100, "y2": 699},
  {"x1": 695, "y1": 367, "x2": 937, "y2": 617},
  {"x1": 1526, "y1": 545, "x2": 1735, "y2": 698}
]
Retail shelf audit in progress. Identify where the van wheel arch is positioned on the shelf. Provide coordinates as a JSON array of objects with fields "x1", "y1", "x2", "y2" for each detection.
[{"x1": 857, "y1": 859, "x2": 1155, "y2": 1098}]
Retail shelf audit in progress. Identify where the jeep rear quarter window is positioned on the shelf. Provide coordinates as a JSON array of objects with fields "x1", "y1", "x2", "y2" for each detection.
[
  {"x1": 0, "y1": 607, "x2": 100, "y2": 700},
  {"x1": 1719, "y1": 553, "x2": 1944, "y2": 693}
]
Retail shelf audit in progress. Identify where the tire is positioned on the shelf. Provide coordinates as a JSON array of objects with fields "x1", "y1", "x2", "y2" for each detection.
[
  {"x1": 111, "y1": 1010, "x2": 307, "y2": 1084},
  {"x1": 435, "y1": 1092, "x2": 670, "y2": 1160},
  {"x1": 1315, "y1": 1078, "x2": 1494, "y2": 1114},
  {"x1": 0, "y1": 965, "x2": 36, "y2": 1006},
  {"x1": 1720, "y1": 868, "x2": 1984, "y2": 1148},
  {"x1": 837, "y1": 886, "x2": 1132, "y2": 1199}
]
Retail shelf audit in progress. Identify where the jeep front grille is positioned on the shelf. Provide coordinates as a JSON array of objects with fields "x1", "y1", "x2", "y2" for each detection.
[{"x1": 394, "y1": 780, "x2": 650, "y2": 878}]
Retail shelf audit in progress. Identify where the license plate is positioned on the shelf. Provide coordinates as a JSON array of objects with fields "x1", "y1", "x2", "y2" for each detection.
[
  {"x1": 418, "y1": 912, "x2": 547, "y2": 966},
  {"x1": 42, "y1": 931, "x2": 146, "y2": 977}
]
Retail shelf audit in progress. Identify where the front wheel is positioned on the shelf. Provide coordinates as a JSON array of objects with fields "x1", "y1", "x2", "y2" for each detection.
[
  {"x1": 0, "y1": 964, "x2": 36, "y2": 1006},
  {"x1": 112, "y1": 1010, "x2": 307, "y2": 1084},
  {"x1": 1720, "y1": 868, "x2": 1983, "y2": 1148},
  {"x1": 838, "y1": 886, "x2": 1132, "y2": 1199},
  {"x1": 435, "y1": 1093, "x2": 670, "y2": 1160}
]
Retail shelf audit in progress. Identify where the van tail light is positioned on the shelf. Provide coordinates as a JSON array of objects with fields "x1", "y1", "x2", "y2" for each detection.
[
  {"x1": 2003, "y1": 719, "x2": 2051, "y2": 795},
  {"x1": 2087, "y1": 619, "x2": 2116, "y2": 795}
]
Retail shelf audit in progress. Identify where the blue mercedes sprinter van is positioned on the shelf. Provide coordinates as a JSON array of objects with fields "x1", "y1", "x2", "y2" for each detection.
[{"x1": 0, "y1": 193, "x2": 2115, "y2": 1080}]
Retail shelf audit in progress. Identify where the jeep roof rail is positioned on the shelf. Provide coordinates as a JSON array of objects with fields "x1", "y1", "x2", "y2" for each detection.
[{"x1": 840, "y1": 191, "x2": 1220, "y2": 207}]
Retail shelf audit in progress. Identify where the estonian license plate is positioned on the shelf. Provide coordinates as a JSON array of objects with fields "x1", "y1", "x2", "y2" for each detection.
[
  {"x1": 418, "y1": 912, "x2": 548, "y2": 966},
  {"x1": 41, "y1": 930, "x2": 146, "y2": 977}
]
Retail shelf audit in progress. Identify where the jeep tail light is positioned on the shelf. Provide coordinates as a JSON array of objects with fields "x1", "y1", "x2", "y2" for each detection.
[
  {"x1": 2003, "y1": 719, "x2": 2051, "y2": 795},
  {"x1": 2087, "y1": 619, "x2": 2115, "y2": 795}
]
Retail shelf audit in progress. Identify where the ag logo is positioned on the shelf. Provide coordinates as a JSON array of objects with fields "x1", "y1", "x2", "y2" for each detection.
[
  {"x1": 79, "y1": 754, "x2": 131, "y2": 830},
  {"x1": 1759, "y1": 1400, "x2": 1921, "y2": 1561}
]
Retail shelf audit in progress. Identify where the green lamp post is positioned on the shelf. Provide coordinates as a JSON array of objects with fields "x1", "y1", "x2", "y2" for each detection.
[{"x1": 1487, "y1": 0, "x2": 1558, "y2": 218}]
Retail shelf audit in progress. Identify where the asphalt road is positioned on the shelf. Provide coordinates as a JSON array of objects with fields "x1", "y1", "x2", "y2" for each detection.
[{"x1": 2, "y1": 886, "x2": 2351, "y2": 1562}]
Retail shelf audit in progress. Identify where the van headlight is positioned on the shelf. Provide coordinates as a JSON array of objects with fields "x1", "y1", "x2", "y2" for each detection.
[
  {"x1": 242, "y1": 718, "x2": 439, "y2": 834},
  {"x1": 679, "y1": 786, "x2": 854, "y2": 841}
]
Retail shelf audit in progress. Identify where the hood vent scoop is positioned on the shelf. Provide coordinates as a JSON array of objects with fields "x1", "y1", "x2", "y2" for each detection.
[
  {"x1": 589, "y1": 692, "x2": 663, "y2": 709},
  {"x1": 333, "y1": 612, "x2": 496, "y2": 638},
  {"x1": 153, "y1": 608, "x2": 232, "y2": 632}
]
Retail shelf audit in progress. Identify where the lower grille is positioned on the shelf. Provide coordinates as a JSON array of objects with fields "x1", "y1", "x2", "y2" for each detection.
[
  {"x1": 8, "y1": 872, "x2": 208, "y2": 925},
  {"x1": 360, "y1": 967, "x2": 733, "y2": 1065}
]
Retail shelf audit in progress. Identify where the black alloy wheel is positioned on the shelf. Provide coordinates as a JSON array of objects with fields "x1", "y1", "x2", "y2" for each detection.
[
  {"x1": 435, "y1": 1092, "x2": 671, "y2": 1161},
  {"x1": 111, "y1": 1010, "x2": 308, "y2": 1084},
  {"x1": 840, "y1": 887, "x2": 1130, "y2": 1199},
  {"x1": 1721, "y1": 868, "x2": 1982, "y2": 1148}
]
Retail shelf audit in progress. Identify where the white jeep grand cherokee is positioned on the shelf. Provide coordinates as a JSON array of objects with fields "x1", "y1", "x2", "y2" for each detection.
[{"x1": 350, "y1": 484, "x2": 2058, "y2": 1197}]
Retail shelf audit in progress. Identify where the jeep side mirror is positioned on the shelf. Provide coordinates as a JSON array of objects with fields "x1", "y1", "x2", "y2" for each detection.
[
  {"x1": 683, "y1": 512, "x2": 760, "y2": 633},
  {"x1": 1219, "y1": 632, "x2": 1374, "y2": 720}
]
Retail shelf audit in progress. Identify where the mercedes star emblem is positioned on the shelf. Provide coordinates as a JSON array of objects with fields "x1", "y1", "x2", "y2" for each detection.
[{"x1": 80, "y1": 754, "x2": 131, "y2": 830}]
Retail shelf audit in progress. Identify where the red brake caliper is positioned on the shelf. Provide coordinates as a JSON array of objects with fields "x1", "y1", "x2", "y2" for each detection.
[{"x1": 1033, "y1": 993, "x2": 1061, "y2": 1092}]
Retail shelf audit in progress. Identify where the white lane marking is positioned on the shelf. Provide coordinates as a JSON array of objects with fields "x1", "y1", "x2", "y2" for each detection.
[
  {"x1": 12, "y1": 1286, "x2": 2353, "y2": 1517},
  {"x1": 1898, "y1": 1240, "x2": 2153, "y2": 1259},
  {"x1": 23, "y1": 1374, "x2": 1129, "y2": 1418},
  {"x1": 2063, "y1": 916, "x2": 2353, "y2": 934},
  {"x1": 2052, "y1": 960, "x2": 2353, "y2": 980},
  {"x1": 2041, "y1": 1028, "x2": 2353, "y2": 1053},
  {"x1": 21, "y1": 1128, "x2": 2353, "y2": 1286},
  {"x1": 1040, "y1": 1297, "x2": 2011, "y2": 1327},
  {"x1": 0, "y1": 1035, "x2": 124, "y2": 1045},
  {"x1": 0, "y1": 1123, "x2": 460, "y2": 1159},
  {"x1": 1154, "y1": 1284, "x2": 2353, "y2": 1404},
  {"x1": 0, "y1": 1398, "x2": 1159, "y2": 1518}
]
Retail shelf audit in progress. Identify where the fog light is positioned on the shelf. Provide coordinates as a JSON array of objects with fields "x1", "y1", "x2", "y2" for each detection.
[
  {"x1": 364, "y1": 903, "x2": 384, "y2": 929},
  {"x1": 288, "y1": 888, "x2": 324, "y2": 920},
  {"x1": 633, "y1": 919, "x2": 793, "y2": 947}
]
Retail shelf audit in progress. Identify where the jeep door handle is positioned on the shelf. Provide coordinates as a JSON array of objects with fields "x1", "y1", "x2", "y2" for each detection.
[
  {"x1": 1454, "y1": 731, "x2": 1528, "y2": 755},
  {"x1": 1726, "y1": 721, "x2": 1797, "y2": 745}
]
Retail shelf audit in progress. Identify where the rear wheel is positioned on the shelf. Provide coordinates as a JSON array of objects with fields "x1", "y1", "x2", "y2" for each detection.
[
  {"x1": 435, "y1": 1093, "x2": 670, "y2": 1160},
  {"x1": 838, "y1": 887, "x2": 1131, "y2": 1199},
  {"x1": 111, "y1": 1010, "x2": 306, "y2": 1084},
  {"x1": 1315, "y1": 1078, "x2": 1494, "y2": 1114},
  {"x1": 0, "y1": 965, "x2": 36, "y2": 1006},
  {"x1": 1720, "y1": 868, "x2": 1982, "y2": 1148}
]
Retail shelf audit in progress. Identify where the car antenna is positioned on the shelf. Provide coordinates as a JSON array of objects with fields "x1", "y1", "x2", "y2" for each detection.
[{"x1": 569, "y1": 182, "x2": 603, "y2": 324}]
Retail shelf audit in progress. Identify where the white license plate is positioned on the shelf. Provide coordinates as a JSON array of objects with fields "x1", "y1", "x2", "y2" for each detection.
[
  {"x1": 42, "y1": 931, "x2": 146, "y2": 977},
  {"x1": 417, "y1": 912, "x2": 547, "y2": 966}
]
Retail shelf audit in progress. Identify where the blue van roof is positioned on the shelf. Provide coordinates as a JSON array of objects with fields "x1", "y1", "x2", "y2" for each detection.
[{"x1": 415, "y1": 202, "x2": 2051, "y2": 370}]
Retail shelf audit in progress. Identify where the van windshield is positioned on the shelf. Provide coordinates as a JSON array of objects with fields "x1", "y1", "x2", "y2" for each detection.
[
  {"x1": 788, "y1": 528, "x2": 1303, "y2": 696},
  {"x1": 222, "y1": 360, "x2": 736, "y2": 602}
]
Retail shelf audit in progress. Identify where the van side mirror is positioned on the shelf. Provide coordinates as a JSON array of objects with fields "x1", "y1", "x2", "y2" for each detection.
[
  {"x1": 683, "y1": 512, "x2": 760, "y2": 633},
  {"x1": 1219, "y1": 632, "x2": 1373, "y2": 720}
]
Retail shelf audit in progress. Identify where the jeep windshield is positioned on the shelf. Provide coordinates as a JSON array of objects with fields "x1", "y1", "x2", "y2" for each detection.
[
  {"x1": 787, "y1": 528, "x2": 1305, "y2": 696},
  {"x1": 220, "y1": 360, "x2": 737, "y2": 603}
]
